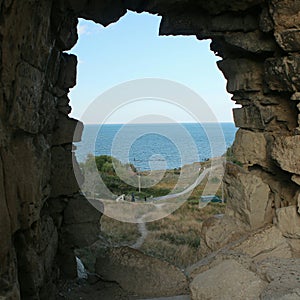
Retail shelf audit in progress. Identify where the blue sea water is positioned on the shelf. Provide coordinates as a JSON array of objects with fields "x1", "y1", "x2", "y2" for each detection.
[{"x1": 75, "y1": 123, "x2": 237, "y2": 171}]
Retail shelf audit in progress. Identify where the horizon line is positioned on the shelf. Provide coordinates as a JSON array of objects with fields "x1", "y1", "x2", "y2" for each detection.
[{"x1": 82, "y1": 121, "x2": 236, "y2": 125}]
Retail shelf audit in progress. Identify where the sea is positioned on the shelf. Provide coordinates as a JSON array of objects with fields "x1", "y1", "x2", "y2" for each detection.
[{"x1": 75, "y1": 123, "x2": 237, "y2": 171}]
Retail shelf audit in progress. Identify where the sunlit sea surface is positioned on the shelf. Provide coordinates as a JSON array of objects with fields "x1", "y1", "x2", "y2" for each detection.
[{"x1": 75, "y1": 123, "x2": 237, "y2": 171}]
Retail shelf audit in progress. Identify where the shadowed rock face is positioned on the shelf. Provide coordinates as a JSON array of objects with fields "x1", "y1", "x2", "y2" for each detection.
[{"x1": 0, "y1": 0, "x2": 300, "y2": 299}]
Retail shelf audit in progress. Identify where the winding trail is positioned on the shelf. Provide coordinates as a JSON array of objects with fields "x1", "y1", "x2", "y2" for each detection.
[
  {"x1": 130, "y1": 166, "x2": 218, "y2": 249},
  {"x1": 131, "y1": 216, "x2": 148, "y2": 249},
  {"x1": 152, "y1": 166, "x2": 216, "y2": 201}
]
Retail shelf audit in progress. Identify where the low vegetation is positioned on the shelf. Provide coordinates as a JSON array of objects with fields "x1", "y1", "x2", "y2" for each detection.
[{"x1": 79, "y1": 154, "x2": 228, "y2": 270}]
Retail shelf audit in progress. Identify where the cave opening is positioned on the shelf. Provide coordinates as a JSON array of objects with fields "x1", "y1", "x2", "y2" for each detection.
[
  {"x1": 66, "y1": 11, "x2": 238, "y2": 269},
  {"x1": 1, "y1": 1, "x2": 300, "y2": 299},
  {"x1": 68, "y1": 10, "x2": 238, "y2": 198}
]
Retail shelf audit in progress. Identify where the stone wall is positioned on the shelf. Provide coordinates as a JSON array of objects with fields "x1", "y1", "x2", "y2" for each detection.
[
  {"x1": 0, "y1": 1, "x2": 100, "y2": 299},
  {"x1": 0, "y1": 0, "x2": 299, "y2": 299}
]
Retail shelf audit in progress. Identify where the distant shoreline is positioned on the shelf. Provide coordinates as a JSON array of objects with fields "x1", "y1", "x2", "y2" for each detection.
[
  {"x1": 82, "y1": 122, "x2": 236, "y2": 126},
  {"x1": 75, "y1": 123, "x2": 237, "y2": 170}
]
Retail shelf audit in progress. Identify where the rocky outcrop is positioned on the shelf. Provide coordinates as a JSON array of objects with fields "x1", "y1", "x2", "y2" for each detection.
[
  {"x1": 188, "y1": 224, "x2": 299, "y2": 300},
  {"x1": 224, "y1": 164, "x2": 273, "y2": 230},
  {"x1": 0, "y1": 1, "x2": 99, "y2": 298},
  {"x1": 1, "y1": 0, "x2": 300, "y2": 299},
  {"x1": 258, "y1": 258, "x2": 300, "y2": 299},
  {"x1": 95, "y1": 247, "x2": 189, "y2": 298},
  {"x1": 190, "y1": 259, "x2": 267, "y2": 300}
]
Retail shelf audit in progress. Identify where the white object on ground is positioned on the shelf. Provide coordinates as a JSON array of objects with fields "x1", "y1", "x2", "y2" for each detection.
[{"x1": 76, "y1": 257, "x2": 88, "y2": 279}]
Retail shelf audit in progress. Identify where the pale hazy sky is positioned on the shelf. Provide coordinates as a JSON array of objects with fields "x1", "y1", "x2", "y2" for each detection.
[{"x1": 69, "y1": 11, "x2": 236, "y2": 124}]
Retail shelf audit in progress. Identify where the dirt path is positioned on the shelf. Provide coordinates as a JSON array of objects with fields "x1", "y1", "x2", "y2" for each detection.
[{"x1": 131, "y1": 216, "x2": 148, "y2": 249}]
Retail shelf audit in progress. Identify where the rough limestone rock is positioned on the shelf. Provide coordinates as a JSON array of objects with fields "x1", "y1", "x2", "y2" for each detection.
[
  {"x1": 188, "y1": 225, "x2": 293, "y2": 282},
  {"x1": 265, "y1": 55, "x2": 300, "y2": 92},
  {"x1": 50, "y1": 145, "x2": 83, "y2": 197},
  {"x1": 200, "y1": 214, "x2": 248, "y2": 252},
  {"x1": 217, "y1": 59, "x2": 263, "y2": 93},
  {"x1": 190, "y1": 259, "x2": 267, "y2": 300},
  {"x1": 272, "y1": 135, "x2": 300, "y2": 175},
  {"x1": 224, "y1": 164, "x2": 272, "y2": 229},
  {"x1": 61, "y1": 194, "x2": 102, "y2": 248},
  {"x1": 95, "y1": 247, "x2": 188, "y2": 298},
  {"x1": 258, "y1": 258, "x2": 300, "y2": 299},
  {"x1": 271, "y1": 0, "x2": 300, "y2": 52},
  {"x1": 233, "y1": 129, "x2": 268, "y2": 167},
  {"x1": 2, "y1": 0, "x2": 300, "y2": 298},
  {"x1": 233, "y1": 106, "x2": 265, "y2": 130},
  {"x1": 52, "y1": 113, "x2": 83, "y2": 146},
  {"x1": 276, "y1": 206, "x2": 300, "y2": 239},
  {"x1": 186, "y1": 249, "x2": 256, "y2": 281},
  {"x1": 56, "y1": 53, "x2": 78, "y2": 91},
  {"x1": 232, "y1": 225, "x2": 292, "y2": 261},
  {"x1": 292, "y1": 175, "x2": 300, "y2": 186}
]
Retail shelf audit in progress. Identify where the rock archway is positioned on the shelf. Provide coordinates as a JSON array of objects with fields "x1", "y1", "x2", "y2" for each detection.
[{"x1": 0, "y1": 0, "x2": 299, "y2": 299}]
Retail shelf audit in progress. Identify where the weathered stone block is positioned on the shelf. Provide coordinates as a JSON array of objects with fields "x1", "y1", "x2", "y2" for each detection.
[
  {"x1": 61, "y1": 194, "x2": 101, "y2": 249},
  {"x1": 224, "y1": 164, "x2": 272, "y2": 229},
  {"x1": 271, "y1": 0, "x2": 300, "y2": 37},
  {"x1": 39, "y1": 91, "x2": 58, "y2": 134},
  {"x1": 14, "y1": 232, "x2": 45, "y2": 298},
  {"x1": 9, "y1": 62, "x2": 44, "y2": 134},
  {"x1": 211, "y1": 14, "x2": 258, "y2": 32},
  {"x1": 200, "y1": 214, "x2": 248, "y2": 251},
  {"x1": 271, "y1": 135, "x2": 300, "y2": 175},
  {"x1": 258, "y1": 258, "x2": 300, "y2": 300},
  {"x1": 233, "y1": 106, "x2": 264, "y2": 130},
  {"x1": 259, "y1": 7, "x2": 274, "y2": 33},
  {"x1": 190, "y1": 260, "x2": 267, "y2": 300},
  {"x1": 61, "y1": 222, "x2": 100, "y2": 249},
  {"x1": 232, "y1": 129, "x2": 269, "y2": 168},
  {"x1": 50, "y1": 146, "x2": 83, "y2": 197},
  {"x1": 52, "y1": 113, "x2": 83, "y2": 146},
  {"x1": 233, "y1": 226, "x2": 292, "y2": 261},
  {"x1": 80, "y1": 0, "x2": 126, "y2": 27},
  {"x1": 275, "y1": 29, "x2": 300, "y2": 52},
  {"x1": 2, "y1": 135, "x2": 51, "y2": 230},
  {"x1": 45, "y1": 48, "x2": 62, "y2": 89},
  {"x1": 224, "y1": 31, "x2": 277, "y2": 53},
  {"x1": 64, "y1": 194, "x2": 102, "y2": 225},
  {"x1": 265, "y1": 55, "x2": 300, "y2": 92},
  {"x1": 96, "y1": 247, "x2": 188, "y2": 298},
  {"x1": 160, "y1": 13, "x2": 259, "y2": 37},
  {"x1": 57, "y1": 97, "x2": 72, "y2": 115},
  {"x1": 218, "y1": 59, "x2": 263, "y2": 93},
  {"x1": 56, "y1": 13, "x2": 78, "y2": 51},
  {"x1": 270, "y1": 0, "x2": 300, "y2": 55},
  {"x1": 292, "y1": 175, "x2": 300, "y2": 186},
  {"x1": 56, "y1": 53, "x2": 77, "y2": 90},
  {"x1": 276, "y1": 206, "x2": 300, "y2": 239},
  {"x1": 160, "y1": 13, "x2": 208, "y2": 36}
]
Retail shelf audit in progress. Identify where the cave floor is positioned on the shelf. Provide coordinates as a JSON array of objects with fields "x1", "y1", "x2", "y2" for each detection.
[{"x1": 56, "y1": 278, "x2": 191, "y2": 300}]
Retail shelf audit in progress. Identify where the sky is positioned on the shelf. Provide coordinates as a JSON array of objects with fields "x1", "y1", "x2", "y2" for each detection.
[{"x1": 68, "y1": 11, "x2": 236, "y2": 124}]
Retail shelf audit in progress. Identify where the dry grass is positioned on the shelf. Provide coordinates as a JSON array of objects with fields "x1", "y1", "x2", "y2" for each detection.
[
  {"x1": 100, "y1": 201, "x2": 225, "y2": 269},
  {"x1": 100, "y1": 215, "x2": 140, "y2": 246},
  {"x1": 93, "y1": 160, "x2": 226, "y2": 270}
]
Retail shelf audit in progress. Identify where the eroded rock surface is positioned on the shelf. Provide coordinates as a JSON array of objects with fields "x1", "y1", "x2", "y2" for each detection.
[
  {"x1": 190, "y1": 259, "x2": 267, "y2": 300},
  {"x1": 1, "y1": 0, "x2": 300, "y2": 299},
  {"x1": 95, "y1": 247, "x2": 189, "y2": 298}
]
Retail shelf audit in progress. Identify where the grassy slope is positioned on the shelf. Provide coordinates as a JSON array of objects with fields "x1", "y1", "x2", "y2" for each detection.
[{"x1": 99, "y1": 159, "x2": 226, "y2": 269}]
